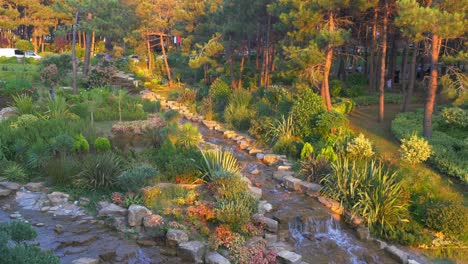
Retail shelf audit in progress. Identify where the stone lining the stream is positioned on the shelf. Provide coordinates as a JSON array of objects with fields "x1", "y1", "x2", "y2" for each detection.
[{"x1": 143, "y1": 89, "x2": 428, "y2": 264}]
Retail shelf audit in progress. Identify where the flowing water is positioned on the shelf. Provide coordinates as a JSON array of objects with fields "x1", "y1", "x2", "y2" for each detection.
[{"x1": 194, "y1": 122, "x2": 410, "y2": 264}]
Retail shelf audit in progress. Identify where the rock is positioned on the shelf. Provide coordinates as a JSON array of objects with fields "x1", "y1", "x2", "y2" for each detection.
[
  {"x1": 385, "y1": 245, "x2": 408, "y2": 264},
  {"x1": 264, "y1": 233, "x2": 277, "y2": 244},
  {"x1": 47, "y1": 192, "x2": 69, "y2": 206},
  {"x1": 143, "y1": 214, "x2": 164, "y2": 228},
  {"x1": 253, "y1": 214, "x2": 278, "y2": 233},
  {"x1": 55, "y1": 224, "x2": 65, "y2": 234},
  {"x1": 2, "y1": 204, "x2": 11, "y2": 211},
  {"x1": 24, "y1": 182, "x2": 44, "y2": 192},
  {"x1": 248, "y1": 186, "x2": 262, "y2": 199},
  {"x1": 40, "y1": 206, "x2": 50, "y2": 212},
  {"x1": 283, "y1": 176, "x2": 302, "y2": 192},
  {"x1": 0, "y1": 181, "x2": 20, "y2": 191},
  {"x1": 356, "y1": 226, "x2": 369, "y2": 240},
  {"x1": 238, "y1": 140, "x2": 249, "y2": 150},
  {"x1": 0, "y1": 188, "x2": 12, "y2": 197},
  {"x1": 250, "y1": 168, "x2": 260, "y2": 175},
  {"x1": 273, "y1": 171, "x2": 294, "y2": 181},
  {"x1": 263, "y1": 154, "x2": 278, "y2": 164},
  {"x1": 249, "y1": 149, "x2": 263, "y2": 155},
  {"x1": 166, "y1": 229, "x2": 189, "y2": 247},
  {"x1": 0, "y1": 107, "x2": 18, "y2": 121},
  {"x1": 318, "y1": 196, "x2": 344, "y2": 215},
  {"x1": 256, "y1": 153, "x2": 265, "y2": 160},
  {"x1": 245, "y1": 236, "x2": 266, "y2": 247},
  {"x1": 276, "y1": 250, "x2": 302, "y2": 264},
  {"x1": 127, "y1": 205, "x2": 151, "y2": 227},
  {"x1": 408, "y1": 259, "x2": 421, "y2": 264},
  {"x1": 98, "y1": 203, "x2": 127, "y2": 217},
  {"x1": 300, "y1": 182, "x2": 321, "y2": 197},
  {"x1": 79, "y1": 197, "x2": 90, "y2": 206},
  {"x1": 137, "y1": 239, "x2": 157, "y2": 247},
  {"x1": 71, "y1": 257, "x2": 99, "y2": 264},
  {"x1": 205, "y1": 251, "x2": 231, "y2": 264},
  {"x1": 35, "y1": 223, "x2": 45, "y2": 227},
  {"x1": 277, "y1": 166, "x2": 292, "y2": 171},
  {"x1": 177, "y1": 241, "x2": 206, "y2": 263},
  {"x1": 10, "y1": 213, "x2": 21, "y2": 219},
  {"x1": 258, "y1": 200, "x2": 273, "y2": 214},
  {"x1": 111, "y1": 216, "x2": 128, "y2": 233}
]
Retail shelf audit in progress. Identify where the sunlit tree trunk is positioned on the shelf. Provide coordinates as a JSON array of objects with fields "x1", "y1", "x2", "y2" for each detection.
[
  {"x1": 321, "y1": 12, "x2": 334, "y2": 111},
  {"x1": 402, "y1": 41, "x2": 419, "y2": 112},
  {"x1": 369, "y1": 8, "x2": 378, "y2": 92},
  {"x1": 424, "y1": 35, "x2": 442, "y2": 137},
  {"x1": 83, "y1": 32, "x2": 92, "y2": 76},
  {"x1": 72, "y1": 11, "x2": 79, "y2": 95},
  {"x1": 146, "y1": 32, "x2": 152, "y2": 70},
  {"x1": 378, "y1": 1, "x2": 388, "y2": 122},
  {"x1": 160, "y1": 34, "x2": 172, "y2": 87}
]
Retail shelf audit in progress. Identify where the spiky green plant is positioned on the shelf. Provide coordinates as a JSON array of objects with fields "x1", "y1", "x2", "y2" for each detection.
[
  {"x1": 177, "y1": 123, "x2": 202, "y2": 149},
  {"x1": 200, "y1": 148, "x2": 241, "y2": 182},
  {"x1": 12, "y1": 94, "x2": 35, "y2": 115},
  {"x1": 46, "y1": 96, "x2": 70, "y2": 119},
  {"x1": 321, "y1": 156, "x2": 408, "y2": 234},
  {"x1": 78, "y1": 152, "x2": 125, "y2": 189},
  {"x1": 266, "y1": 113, "x2": 296, "y2": 144}
]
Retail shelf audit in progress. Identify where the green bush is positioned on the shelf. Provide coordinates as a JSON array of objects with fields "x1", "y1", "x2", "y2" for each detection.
[
  {"x1": 440, "y1": 107, "x2": 467, "y2": 129},
  {"x1": 215, "y1": 192, "x2": 258, "y2": 231},
  {"x1": 1, "y1": 162, "x2": 28, "y2": 182},
  {"x1": 224, "y1": 104, "x2": 255, "y2": 131},
  {"x1": 330, "y1": 79, "x2": 344, "y2": 97},
  {"x1": 352, "y1": 94, "x2": 406, "y2": 106},
  {"x1": 300, "y1": 143, "x2": 314, "y2": 160},
  {"x1": 299, "y1": 156, "x2": 331, "y2": 183},
  {"x1": 142, "y1": 100, "x2": 161, "y2": 113},
  {"x1": 78, "y1": 152, "x2": 125, "y2": 190},
  {"x1": 154, "y1": 140, "x2": 202, "y2": 181},
  {"x1": 0, "y1": 221, "x2": 59, "y2": 264},
  {"x1": 333, "y1": 98, "x2": 355, "y2": 114},
  {"x1": 9, "y1": 114, "x2": 39, "y2": 129},
  {"x1": 39, "y1": 53, "x2": 72, "y2": 78},
  {"x1": 73, "y1": 134, "x2": 90, "y2": 153},
  {"x1": 317, "y1": 146, "x2": 337, "y2": 162},
  {"x1": 45, "y1": 157, "x2": 80, "y2": 185},
  {"x1": 343, "y1": 85, "x2": 364, "y2": 98},
  {"x1": 273, "y1": 137, "x2": 300, "y2": 158},
  {"x1": 346, "y1": 133, "x2": 374, "y2": 159},
  {"x1": 94, "y1": 137, "x2": 111, "y2": 152},
  {"x1": 313, "y1": 111, "x2": 348, "y2": 140},
  {"x1": 50, "y1": 134, "x2": 74, "y2": 158},
  {"x1": 118, "y1": 165, "x2": 159, "y2": 193},
  {"x1": 209, "y1": 78, "x2": 231, "y2": 112},
  {"x1": 399, "y1": 134, "x2": 432, "y2": 164},
  {"x1": 425, "y1": 200, "x2": 468, "y2": 241},
  {"x1": 380, "y1": 221, "x2": 433, "y2": 246},
  {"x1": 291, "y1": 89, "x2": 325, "y2": 139}
]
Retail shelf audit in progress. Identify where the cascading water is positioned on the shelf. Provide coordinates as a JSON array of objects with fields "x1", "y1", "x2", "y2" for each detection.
[{"x1": 289, "y1": 216, "x2": 382, "y2": 264}]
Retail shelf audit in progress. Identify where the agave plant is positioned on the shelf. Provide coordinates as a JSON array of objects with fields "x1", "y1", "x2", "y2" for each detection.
[
  {"x1": 177, "y1": 123, "x2": 202, "y2": 149},
  {"x1": 46, "y1": 95, "x2": 70, "y2": 119},
  {"x1": 199, "y1": 148, "x2": 241, "y2": 182},
  {"x1": 266, "y1": 113, "x2": 296, "y2": 145}
]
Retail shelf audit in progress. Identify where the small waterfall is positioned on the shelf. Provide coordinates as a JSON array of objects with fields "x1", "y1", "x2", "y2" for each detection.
[{"x1": 289, "y1": 216, "x2": 376, "y2": 264}]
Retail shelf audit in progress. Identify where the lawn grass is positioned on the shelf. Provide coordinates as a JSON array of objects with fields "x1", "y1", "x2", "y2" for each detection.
[
  {"x1": 0, "y1": 63, "x2": 40, "y2": 83},
  {"x1": 348, "y1": 104, "x2": 467, "y2": 204}
]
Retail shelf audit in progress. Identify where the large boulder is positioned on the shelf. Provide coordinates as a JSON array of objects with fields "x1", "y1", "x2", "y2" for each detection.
[
  {"x1": 283, "y1": 176, "x2": 302, "y2": 192},
  {"x1": 205, "y1": 252, "x2": 231, "y2": 264},
  {"x1": 276, "y1": 250, "x2": 302, "y2": 264},
  {"x1": 24, "y1": 182, "x2": 44, "y2": 192},
  {"x1": 318, "y1": 196, "x2": 344, "y2": 215},
  {"x1": 0, "y1": 107, "x2": 18, "y2": 121},
  {"x1": 263, "y1": 154, "x2": 278, "y2": 164},
  {"x1": 47, "y1": 192, "x2": 69, "y2": 206},
  {"x1": 249, "y1": 186, "x2": 262, "y2": 200},
  {"x1": 0, "y1": 188, "x2": 12, "y2": 197},
  {"x1": 0, "y1": 181, "x2": 20, "y2": 191},
  {"x1": 253, "y1": 214, "x2": 278, "y2": 233},
  {"x1": 98, "y1": 203, "x2": 127, "y2": 217},
  {"x1": 166, "y1": 229, "x2": 189, "y2": 247},
  {"x1": 127, "y1": 205, "x2": 151, "y2": 227},
  {"x1": 71, "y1": 257, "x2": 99, "y2": 264},
  {"x1": 177, "y1": 241, "x2": 206, "y2": 263}
]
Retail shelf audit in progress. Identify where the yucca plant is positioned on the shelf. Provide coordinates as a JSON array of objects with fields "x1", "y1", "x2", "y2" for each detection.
[
  {"x1": 78, "y1": 152, "x2": 125, "y2": 189},
  {"x1": 12, "y1": 94, "x2": 35, "y2": 115},
  {"x1": 199, "y1": 148, "x2": 241, "y2": 182},
  {"x1": 46, "y1": 96, "x2": 70, "y2": 119},
  {"x1": 266, "y1": 113, "x2": 296, "y2": 145},
  {"x1": 177, "y1": 123, "x2": 202, "y2": 149}
]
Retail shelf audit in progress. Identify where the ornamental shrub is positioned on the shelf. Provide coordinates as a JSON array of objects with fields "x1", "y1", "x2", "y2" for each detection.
[
  {"x1": 330, "y1": 79, "x2": 344, "y2": 97},
  {"x1": 94, "y1": 137, "x2": 111, "y2": 152},
  {"x1": 424, "y1": 200, "x2": 468, "y2": 241},
  {"x1": 209, "y1": 78, "x2": 231, "y2": 112},
  {"x1": 346, "y1": 133, "x2": 374, "y2": 159},
  {"x1": 118, "y1": 165, "x2": 159, "y2": 193},
  {"x1": 291, "y1": 89, "x2": 325, "y2": 139},
  {"x1": 1, "y1": 162, "x2": 28, "y2": 182},
  {"x1": 73, "y1": 134, "x2": 90, "y2": 153},
  {"x1": 300, "y1": 143, "x2": 314, "y2": 160},
  {"x1": 399, "y1": 134, "x2": 432, "y2": 164},
  {"x1": 77, "y1": 152, "x2": 125, "y2": 189},
  {"x1": 215, "y1": 192, "x2": 258, "y2": 231},
  {"x1": 440, "y1": 107, "x2": 468, "y2": 129}
]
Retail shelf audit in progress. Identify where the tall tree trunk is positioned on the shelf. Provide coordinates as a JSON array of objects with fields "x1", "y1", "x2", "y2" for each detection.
[
  {"x1": 226, "y1": 36, "x2": 236, "y2": 88},
  {"x1": 424, "y1": 35, "x2": 442, "y2": 138},
  {"x1": 400, "y1": 43, "x2": 409, "y2": 92},
  {"x1": 91, "y1": 32, "x2": 96, "y2": 56},
  {"x1": 83, "y1": 32, "x2": 92, "y2": 77},
  {"x1": 146, "y1": 33, "x2": 152, "y2": 70},
  {"x1": 378, "y1": 1, "x2": 388, "y2": 122},
  {"x1": 71, "y1": 11, "x2": 79, "y2": 95},
  {"x1": 402, "y1": 42, "x2": 418, "y2": 112},
  {"x1": 388, "y1": 35, "x2": 397, "y2": 87},
  {"x1": 78, "y1": 31, "x2": 82, "y2": 48},
  {"x1": 160, "y1": 34, "x2": 172, "y2": 87},
  {"x1": 369, "y1": 8, "x2": 378, "y2": 92},
  {"x1": 238, "y1": 45, "x2": 246, "y2": 89},
  {"x1": 321, "y1": 12, "x2": 334, "y2": 111}
]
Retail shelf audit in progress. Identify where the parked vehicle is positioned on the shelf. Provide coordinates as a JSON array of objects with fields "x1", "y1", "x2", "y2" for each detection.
[{"x1": 0, "y1": 48, "x2": 41, "y2": 60}]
